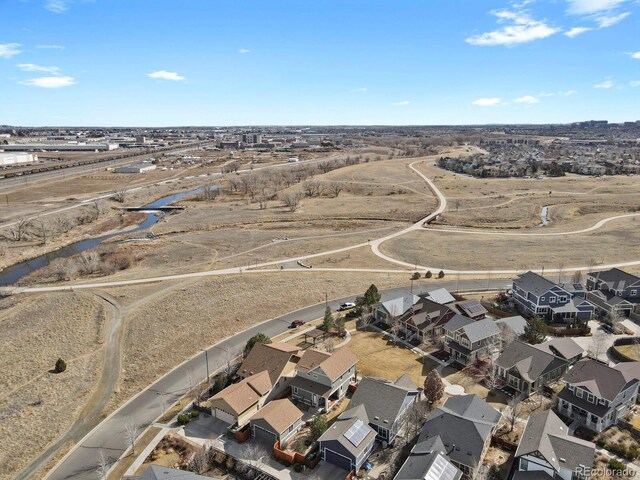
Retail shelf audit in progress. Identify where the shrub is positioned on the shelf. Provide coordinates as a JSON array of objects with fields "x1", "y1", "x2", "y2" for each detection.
[
  {"x1": 438, "y1": 270, "x2": 445, "y2": 279},
  {"x1": 177, "y1": 413, "x2": 191, "y2": 425},
  {"x1": 628, "y1": 444, "x2": 639, "y2": 460},
  {"x1": 54, "y1": 358, "x2": 67, "y2": 373},
  {"x1": 425, "y1": 270, "x2": 432, "y2": 278},
  {"x1": 310, "y1": 415, "x2": 328, "y2": 439},
  {"x1": 190, "y1": 409, "x2": 200, "y2": 418},
  {"x1": 608, "y1": 458, "x2": 626, "y2": 471},
  {"x1": 293, "y1": 463, "x2": 303, "y2": 472},
  {"x1": 411, "y1": 272, "x2": 421, "y2": 280}
]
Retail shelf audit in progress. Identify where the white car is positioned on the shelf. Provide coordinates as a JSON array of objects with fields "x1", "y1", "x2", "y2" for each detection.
[{"x1": 338, "y1": 302, "x2": 356, "y2": 311}]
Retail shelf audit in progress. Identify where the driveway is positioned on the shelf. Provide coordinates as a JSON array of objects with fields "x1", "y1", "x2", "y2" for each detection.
[{"x1": 570, "y1": 320, "x2": 635, "y2": 365}]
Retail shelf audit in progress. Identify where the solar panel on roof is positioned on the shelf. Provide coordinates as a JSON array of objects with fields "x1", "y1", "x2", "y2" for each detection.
[
  {"x1": 464, "y1": 302, "x2": 484, "y2": 313},
  {"x1": 344, "y1": 419, "x2": 369, "y2": 447}
]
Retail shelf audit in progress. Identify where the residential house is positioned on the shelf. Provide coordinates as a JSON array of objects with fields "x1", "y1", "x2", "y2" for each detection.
[
  {"x1": 237, "y1": 342, "x2": 300, "y2": 401},
  {"x1": 424, "y1": 287, "x2": 457, "y2": 305},
  {"x1": 420, "y1": 395, "x2": 501, "y2": 479},
  {"x1": 496, "y1": 315, "x2": 528, "y2": 338},
  {"x1": 586, "y1": 268, "x2": 640, "y2": 318},
  {"x1": 494, "y1": 340, "x2": 582, "y2": 396},
  {"x1": 394, "y1": 434, "x2": 462, "y2": 480},
  {"x1": 513, "y1": 409, "x2": 595, "y2": 480},
  {"x1": 534, "y1": 338, "x2": 584, "y2": 365},
  {"x1": 291, "y1": 346, "x2": 357, "y2": 408},
  {"x1": 372, "y1": 291, "x2": 420, "y2": 324},
  {"x1": 512, "y1": 271, "x2": 594, "y2": 323},
  {"x1": 209, "y1": 370, "x2": 271, "y2": 427},
  {"x1": 557, "y1": 359, "x2": 640, "y2": 432},
  {"x1": 397, "y1": 296, "x2": 457, "y2": 340},
  {"x1": 349, "y1": 374, "x2": 420, "y2": 444},
  {"x1": 249, "y1": 398, "x2": 304, "y2": 446},
  {"x1": 318, "y1": 404, "x2": 377, "y2": 473},
  {"x1": 451, "y1": 299, "x2": 488, "y2": 320},
  {"x1": 444, "y1": 315, "x2": 501, "y2": 366},
  {"x1": 139, "y1": 465, "x2": 221, "y2": 480}
]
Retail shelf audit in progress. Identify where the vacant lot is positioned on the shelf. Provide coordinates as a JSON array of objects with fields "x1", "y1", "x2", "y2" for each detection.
[
  {"x1": 348, "y1": 330, "x2": 437, "y2": 385},
  {"x1": 0, "y1": 291, "x2": 106, "y2": 480}
]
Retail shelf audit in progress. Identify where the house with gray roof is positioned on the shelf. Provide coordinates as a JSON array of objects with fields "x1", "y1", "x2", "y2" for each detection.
[
  {"x1": 372, "y1": 291, "x2": 420, "y2": 324},
  {"x1": 318, "y1": 404, "x2": 377, "y2": 473},
  {"x1": 513, "y1": 409, "x2": 595, "y2": 480},
  {"x1": 394, "y1": 434, "x2": 462, "y2": 480},
  {"x1": 494, "y1": 340, "x2": 577, "y2": 396},
  {"x1": 512, "y1": 271, "x2": 594, "y2": 323},
  {"x1": 349, "y1": 374, "x2": 420, "y2": 444},
  {"x1": 444, "y1": 315, "x2": 501, "y2": 366},
  {"x1": 397, "y1": 296, "x2": 457, "y2": 341},
  {"x1": 586, "y1": 268, "x2": 640, "y2": 318},
  {"x1": 557, "y1": 358, "x2": 640, "y2": 432},
  {"x1": 496, "y1": 315, "x2": 528, "y2": 337},
  {"x1": 420, "y1": 395, "x2": 500, "y2": 479},
  {"x1": 425, "y1": 287, "x2": 456, "y2": 305}
]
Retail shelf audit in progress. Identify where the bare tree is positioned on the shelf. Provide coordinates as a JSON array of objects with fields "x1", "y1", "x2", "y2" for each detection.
[
  {"x1": 95, "y1": 450, "x2": 111, "y2": 480},
  {"x1": 502, "y1": 397, "x2": 520, "y2": 433},
  {"x1": 10, "y1": 217, "x2": 28, "y2": 241},
  {"x1": 303, "y1": 180, "x2": 323, "y2": 197},
  {"x1": 189, "y1": 445, "x2": 209, "y2": 474},
  {"x1": 201, "y1": 183, "x2": 220, "y2": 201},
  {"x1": 282, "y1": 192, "x2": 303, "y2": 212},
  {"x1": 571, "y1": 270, "x2": 583, "y2": 284},
  {"x1": 324, "y1": 337, "x2": 335, "y2": 353},
  {"x1": 0, "y1": 244, "x2": 6, "y2": 257},
  {"x1": 484, "y1": 359, "x2": 502, "y2": 390},
  {"x1": 588, "y1": 330, "x2": 608, "y2": 360},
  {"x1": 53, "y1": 215, "x2": 73, "y2": 235},
  {"x1": 123, "y1": 417, "x2": 140, "y2": 455},
  {"x1": 112, "y1": 185, "x2": 127, "y2": 203},
  {"x1": 256, "y1": 194, "x2": 268, "y2": 210},
  {"x1": 405, "y1": 399, "x2": 430, "y2": 440},
  {"x1": 388, "y1": 314, "x2": 401, "y2": 346},
  {"x1": 608, "y1": 309, "x2": 625, "y2": 333},
  {"x1": 80, "y1": 251, "x2": 101, "y2": 274},
  {"x1": 241, "y1": 442, "x2": 269, "y2": 478},
  {"x1": 31, "y1": 218, "x2": 53, "y2": 245},
  {"x1": 328, "y1": 182, "x2": 343, "y2": 198},
  {"x1": 91, "y1": 200, "x2": 104, "y2": 221},
  {"x1": 498, "y1": 323, "x2": 518, "y2": 348},
  {"x1": 557, "y1": 261, "x2": 565, "y2": 283},
  {"x1": 318, "y1": 161, "x2": 335, "y2": 173}
]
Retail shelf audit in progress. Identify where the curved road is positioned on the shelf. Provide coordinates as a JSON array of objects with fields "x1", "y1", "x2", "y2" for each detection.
[{"x1": 44, "y1": 279, "x2": 510, "y2": 480}]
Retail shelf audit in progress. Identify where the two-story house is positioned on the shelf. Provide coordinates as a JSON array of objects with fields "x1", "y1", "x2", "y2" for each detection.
[
  {"x1": 421, "y1": 395, "x2": 501, "y2": 479},
  {"x1": 513, "y1": 409, "x2": 595, "y2": 480},
  {"x1": 397, "y1": 296, "x2": 457, "y2": 341},
  {"x1": 209, "y1": 370, "x2": 272, "y2": 427},
  {"x1": 290, "y1": 346, "x2": 357, "y2": 409},
  {"x1": 372, "y1": 291, "x2": 420, "y2": 324},
  {"x1": 349, "y1": 374, "x2": 420, "y2": 445},
  {"x1": 586, "y1": 268, "x2": 640, "y2": 318},
  {"x1": 512, "y1": 271, "x2": 594, "y2": 323},
  {"x1": 495, "y1": 339, "x2": 582, "y2": 397},
  {"x1": 557, "y1": 359, "x2": 640, "y2": 432},
  {"x1": 444, "y1": 315, "x2": 501, "y2": 366}
]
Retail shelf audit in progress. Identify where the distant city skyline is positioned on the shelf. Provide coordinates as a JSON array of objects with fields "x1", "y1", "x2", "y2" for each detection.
[{"x1": 1, "y1": 0, "x2": 639, "y2": 126}]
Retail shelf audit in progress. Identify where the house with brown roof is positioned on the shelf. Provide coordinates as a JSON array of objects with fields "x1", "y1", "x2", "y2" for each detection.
[
  {"x1": 208, "y1": 370, "x2": 271, "y2": 427},
  {"x1": 291, "y1": 346, "x2": 358, "y2": 409},
  {"x1": 249, "y1": 398, "x2": 304, "y2": 446},
  {"x1": 557, "y1": 358, "x2": 640, "y2": 432},
  {"x1": 397, "y1": 296, "x2": 457, "y2": 341},
  {"x1": 237, "y1": 342, "x2": 300, "y2": 401}
]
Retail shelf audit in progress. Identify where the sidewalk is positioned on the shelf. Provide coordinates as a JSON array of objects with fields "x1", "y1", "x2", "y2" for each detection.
[{"x1": 596, "y1": 447, "x2": 640, "y2": 475}]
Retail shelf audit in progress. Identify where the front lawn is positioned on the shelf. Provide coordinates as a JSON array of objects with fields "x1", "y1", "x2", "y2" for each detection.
[{"x1": 348, "y1": 331, "x2": 438, "y2": 385}]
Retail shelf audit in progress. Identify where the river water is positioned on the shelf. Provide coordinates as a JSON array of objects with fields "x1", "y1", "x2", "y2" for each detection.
[{"x1": 0, "y1": 186, "x2": 205, "y2": 286}]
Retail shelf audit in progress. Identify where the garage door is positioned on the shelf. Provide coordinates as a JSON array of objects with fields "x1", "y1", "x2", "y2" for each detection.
[
  {"x1": 253, "y1": 424, "x2": 277, "y2": 445},
  {"x1": 214, "y1": 408, "x2": 235, "y2": 425},
  {"x1": 323, "y1": 449, "x2": 352, "y2": 471}
]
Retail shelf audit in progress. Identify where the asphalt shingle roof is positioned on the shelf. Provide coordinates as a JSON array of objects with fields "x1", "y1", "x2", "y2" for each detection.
[
  {"x1": 514, "y1": 271, "x2": 557, "y2": 296},
  {"x1": 349, "y1": 375, "x2": 419, "y2": 428},
  {"x1": 495, "y1": 341, "x2": 567, "y2": 383},
  {"x1": 318, "y1": 404, "x2": 377, "y2": 458},
  {"x1": 394, "y1": 435, "x2": 462, "y2": 480},
  {"x1": 589, "y1": 268, "x2": 640, "y2": 291},
  {"x1": 562, "y1": 358, "x2": 640, "y2": 401}
]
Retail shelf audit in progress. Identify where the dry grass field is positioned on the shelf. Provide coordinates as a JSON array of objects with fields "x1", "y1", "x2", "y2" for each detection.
[{"x1": 0, "y1": 291, "x2": 106, "y2": 480}]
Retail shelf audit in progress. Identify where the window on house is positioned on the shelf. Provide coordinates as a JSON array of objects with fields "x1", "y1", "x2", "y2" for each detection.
[
  {"x1": 293, "y1": 387, "x2": 298, "y2": 394},
  {"x1": 576, "y1": 388, "x2": 583, "y2": 398},
  {"x1": 587, "y1": 393, "x2": 594, "y2": 403},
  {"x1": 631, "y1": 290, "x2": 637, "y2": 296}
]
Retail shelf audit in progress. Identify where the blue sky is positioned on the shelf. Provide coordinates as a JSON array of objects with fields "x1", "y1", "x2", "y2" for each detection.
[{"x1": 1, "y1": 0, "x2": 639, "y2": 126}]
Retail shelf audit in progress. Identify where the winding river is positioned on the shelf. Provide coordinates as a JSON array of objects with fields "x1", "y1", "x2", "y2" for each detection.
[{"x1": 0, "y1": 186, "x2": 205, "y2": 286}]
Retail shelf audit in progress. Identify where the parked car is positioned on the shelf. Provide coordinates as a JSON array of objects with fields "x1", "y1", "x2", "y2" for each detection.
[
  {"x1": 290, "y1": 320, "x2": 305, "y2": 328},
  {"x1": 338, "y1": 302, "x2": 356, "y2": 311}
]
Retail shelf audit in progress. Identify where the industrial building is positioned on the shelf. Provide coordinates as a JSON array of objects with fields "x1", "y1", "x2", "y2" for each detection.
[
  {"x1": 114, "y1": 164, "x2": 156, "y2": 174},
  {"x1": 1, "y1": 143, "x2": 119, "y2": 152},
  {"x1": 242, "y1": 133, "x2": 262, "y2": 144},
  {"x1": 0, "y1": 152, "x2": 37, "y2": 166}
]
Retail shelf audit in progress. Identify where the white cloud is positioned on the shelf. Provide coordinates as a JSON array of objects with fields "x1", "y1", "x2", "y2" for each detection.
[
  {"x1": 538, "y1": 90, "x2": 578, "y2": 97},
  {"x1": 17, "y1": 63, "x2": 61, "y2": 74},
  {"x1": 20, "y1": 75, "x2": 76, "y2": 88},
  {"x1": 351, "y1": 87, "x2": 367, "y2": 92},
  {"x1": 0, "y1": 43, "x2": 22, "y2": 58},
  {"x1": 514, "y1": 95, "x2": 540, "y2": 104},
  {"x1": 565, "y1": 26, "x2": 592, "y2": 37},
  {"x1": 594, "y1": 78, "x2": 614, "y2": 88},
  {"x1": 238, "y1": 48, "x2": 251, "y2": 54},
  {"x1": 595, "y1": 11, "x2": 630, "y2": 27},
  {"x1": 392, "y1": 100, "x2": 410, "y2": 106},
  {"x1": 472, "y1": 97, "x2": 503, "y2": 106},
  {"x1": 466, "y1": 9, "x2": 560, "y2": 46},
  {"x1": 146, "y1": 70, "x2": 186, "y2": 81},
  {"x1": 630, "y1": 52, "x2": 640, "y2": 59},
  {"x1": 629, "y1": 80, "x2": 640, "y2": 87},
  {"x1": 45, "y1": 0, "x2": 71, "y2": 13},
  {"x1": 566, "y1": 0, "x2": 627, "y2": 15}
]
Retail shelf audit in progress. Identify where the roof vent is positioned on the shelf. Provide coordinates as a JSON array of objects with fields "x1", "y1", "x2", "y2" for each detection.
[
  {"x1": 374, "y1": 416, "x2": 379, "y2": 420},
  {"x1": 560, "y1": 458, "x2": 566, "y2": 463}
]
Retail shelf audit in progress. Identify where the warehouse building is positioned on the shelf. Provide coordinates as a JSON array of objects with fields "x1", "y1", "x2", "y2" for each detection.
[
  {"x1": 0, "y1": 152, "x2": 37, "y2": 166},
  {"x1": 114, "y1": 164, "x2": 156, "y2": 174},
  {"x1": 1, "y1": 143, "x2": 118, "y2": 152}
]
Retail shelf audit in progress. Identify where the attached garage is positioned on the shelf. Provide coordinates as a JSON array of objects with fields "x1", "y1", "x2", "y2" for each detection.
[
  {"x1": 253, "y1": 424, "x2": 278, "y2": 445},
  {"x1": 214, "y1": 408, "x2": 235, "y2": 425},
  {"x1": 322, "y1": 449, "x2": 353, "y2": 471}
]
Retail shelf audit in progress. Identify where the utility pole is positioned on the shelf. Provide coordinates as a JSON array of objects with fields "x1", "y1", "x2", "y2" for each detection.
[
  {"x1": 204, "y1": 350, "x2": 210, "y2": 385},
  {"x1": 324, "y1": 292, "x2": 328, "y2": 309}
]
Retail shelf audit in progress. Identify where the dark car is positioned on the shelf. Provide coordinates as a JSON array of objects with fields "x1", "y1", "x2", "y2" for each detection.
[{"x1": 290, "y1": 320, "x2": 305, "y2": 328}]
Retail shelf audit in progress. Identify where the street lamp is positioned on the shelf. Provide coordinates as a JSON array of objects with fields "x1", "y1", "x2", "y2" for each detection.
[{"x1": 204, "y1": 350, "x2": 210, "y2": 385}]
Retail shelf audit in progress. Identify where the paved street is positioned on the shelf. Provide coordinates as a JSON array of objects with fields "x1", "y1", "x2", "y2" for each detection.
[{"x1": 45, "y1": 278, "x2": 510, "y2": 480}]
